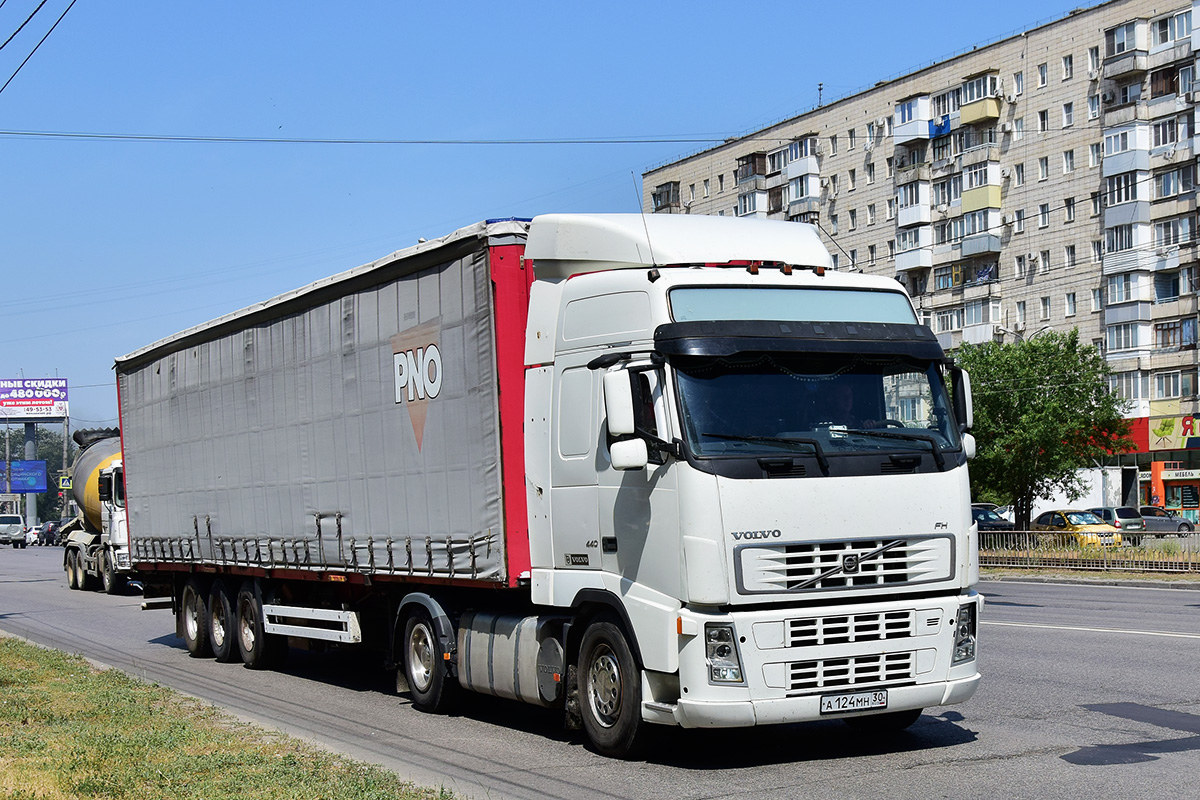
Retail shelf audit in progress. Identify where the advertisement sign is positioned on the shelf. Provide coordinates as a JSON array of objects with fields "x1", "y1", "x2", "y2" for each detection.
[
  {"x1": 4, "y1": 461, "x2": 48, "y2": 493},
  {"x1": 1148, "y1": 415, "x2": 1200, "y2": 451},
  {"x1": 0, "y1": 378, "x2": 69, "y2": 420}
]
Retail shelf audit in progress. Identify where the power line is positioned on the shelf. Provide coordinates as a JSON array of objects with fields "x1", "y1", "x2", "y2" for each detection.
[
  {"x1": 0, "y1": 0, "x2": 79, "y2": 98},
  {"x1": 0, "y1": 0, "x2": 48, "y2": 52},
  {"x1": 0, "y1": 129, "x2": 727, "y2": 146}
]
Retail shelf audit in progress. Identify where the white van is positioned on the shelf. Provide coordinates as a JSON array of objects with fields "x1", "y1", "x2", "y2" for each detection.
[{"x1": 0, "y1": 514, "x2": 26, "y2": 547}]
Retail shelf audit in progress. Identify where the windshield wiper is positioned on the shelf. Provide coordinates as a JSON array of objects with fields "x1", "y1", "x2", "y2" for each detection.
[
  {"x1": 840, "y1": 428, "x2": 946, "y2": 470},
  {"x1": 701, "y1": 432, "x2": 830, "y2": 474}
]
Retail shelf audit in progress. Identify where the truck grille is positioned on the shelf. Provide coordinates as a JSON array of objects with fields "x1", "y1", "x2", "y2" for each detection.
[
  {"x1": 788, "y1": 610, "x2": 916, "y2": 648},
  {"x1": 788, "y1": 651, "x2": 915, "y2": 693},
  {"x1": 736, "y1": 535, "x2": 954, "y2": 594}
]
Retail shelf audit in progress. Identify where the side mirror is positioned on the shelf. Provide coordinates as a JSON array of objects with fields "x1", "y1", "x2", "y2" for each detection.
[
  {"x1": 962, "y1": 432, "x2": 976, "y2": 460},
  {"x1": 951, "y1": 366, "x2": 974, "y2": 432},
  {"x1": 603, "y1": 370, "x2": 636, "y2": 436},
  {"x1": 610, "y1": 438, "x2": 649, "y2": 471},
  {"x1": 97, "y1": 475, "x2": 112, "y2": 502}
]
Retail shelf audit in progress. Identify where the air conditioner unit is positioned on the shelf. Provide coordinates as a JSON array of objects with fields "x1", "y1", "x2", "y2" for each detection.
[
  {"x1": 936, "y1": 203, "x2": 949, "y2": 214},
  {"x1": 1028, "y1": 252, "x2": 1039, "y2": 263},
  {"x1": 1000, "y1": 122, "x2": 1013, "y2": 133},
  {"x1": 1164, "y1": 146, "x2": 1178, "y2": 160},
  {"x1": 1000, "y1": 167, "x2": 1011, "y2": 178},
  {"x1": 863, "y1": 140, "x2": 874, "y2": 152},
  {"x1": 1002, "y1": 213, "x2": 1016, "y2": 225},
  {"x1": 820, "y1": 177, "x2": 830, "y2": 188},
  {"x1": 1006, "y1": 93, "x2": 1018, "y2": 104},
  {"x1": 1088, "y1": 68, "x2": 1100, "y2": 81},
  {"x1": 1101, "y1": 91, "x2": 1115, "y2": 103},
  {"x1": 876, "y1": 116, "x2": 888, "y2": 129},
  {"x1": 1157, "y1": 247, "x2": 1172, "y2": 257},
  {"x1": 1187, "y1": 90, "x2": 1197, "y2": 104},
  {"x1": 1014, "y1": 322, "x2": 1026, "y2": 333}
]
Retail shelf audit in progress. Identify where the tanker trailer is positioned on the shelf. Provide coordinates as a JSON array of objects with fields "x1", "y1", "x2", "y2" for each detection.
[{"x1": 61, "y1": 428, "x2": 130, "y2": 594}]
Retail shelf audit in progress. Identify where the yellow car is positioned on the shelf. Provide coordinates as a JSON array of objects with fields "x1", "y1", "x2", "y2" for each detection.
[{"x1": 1032, "y1": 509, "x2": 1122, "y2": 547}]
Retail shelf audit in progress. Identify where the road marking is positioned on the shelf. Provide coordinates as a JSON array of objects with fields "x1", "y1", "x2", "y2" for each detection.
[{"x1": 982, "y1": 620, "x2": 1200, "y2": 639}]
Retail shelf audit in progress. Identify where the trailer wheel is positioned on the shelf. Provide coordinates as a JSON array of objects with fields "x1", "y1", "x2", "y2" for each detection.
[
  {"x1": 65, "y1": 550, "x2": 81, "y2": 590},
  {"x1": 235, "y1": 580, "x2": 287, "y2": 669},
  {"x1": 181, "y1": 578, "x2": 212, "y2": 658},
  {"x1": 842, "y1": 708, "x2": 922, "y2": 733},
  {"x1": 401, "y1": 607, "x2": 456, "y2": 713},
  {"x1": 100, "y1": 550, "x2": 127, "y2": 595},
  {"x1": 578, "y1": 619, "x2": 644, "y2": 759},
  {"x1": 208, "y1": 579, "x2": 238, "y2": 663}
]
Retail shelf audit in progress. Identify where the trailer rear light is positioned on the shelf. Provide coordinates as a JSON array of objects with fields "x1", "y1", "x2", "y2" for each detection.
[{"x1": 705, "y1": 623, "x2": 745, "y2": 684}]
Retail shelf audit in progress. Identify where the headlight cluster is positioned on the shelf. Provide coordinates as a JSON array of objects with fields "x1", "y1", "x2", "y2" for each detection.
[
  {"x1": 952, "y1": 602, "x2": 977, "y2": 664},
  {"x1": 705, "y1": 623, "x2": 744, "y2": 683}
]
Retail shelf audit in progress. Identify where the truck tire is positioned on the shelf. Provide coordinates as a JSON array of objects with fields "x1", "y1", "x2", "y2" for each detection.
[
  {"x1": 66, "y1": 550, "x2": 81, "y2": 590},
  {"x1": 842, "y1": 708, "x2": 922, "y2": 733},
  {"x1": 100, "y1": 550, "x2": 127, "y2": 595},
  {"x1": 235, "y1": 580, "x2": 287, "y2": 669},
  {"x1": 577, "y1": 619, "x2": 644, "y2": 759},
  {"x1": 208, "y1": 579, "x2": 238, "y2": 663},
  {"x1": 77, "y1": 553, "x2": 96, "y2": 592},
  {"x1": 401, "y1": 607, "x2": 456, "y2": 713},
  {"x1": 181, "y1": 578, "x2": 212, "y2": 658}
]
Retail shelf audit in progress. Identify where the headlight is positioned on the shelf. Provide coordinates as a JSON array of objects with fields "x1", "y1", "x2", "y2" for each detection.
[
  {"x1": 705, "y1": 623, "x2": 744, "y2": 683},
  {"x1": 952, "y1": 603, "x2": 977, "y2": 664}
]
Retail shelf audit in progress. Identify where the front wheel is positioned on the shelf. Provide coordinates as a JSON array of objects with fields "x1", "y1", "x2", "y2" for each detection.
[
  {"x1": 100, "y1": 550, "x2": 127, "y2": 595},
  {"x1": 1179, "y1": 523, "x2": 1193, "y2": 534},
  {"x1": 842, "y1": 708, "x2": 923, "y2": 733},
  {"x1": 65, "y1": 550, "x2": 81, "y2": 590},
  {"x1": 401, "y1": 608, "x2": 456, "y2": 713},
  {"x1": 578, "y1": 620, "x2": 644, "y2": 759}
]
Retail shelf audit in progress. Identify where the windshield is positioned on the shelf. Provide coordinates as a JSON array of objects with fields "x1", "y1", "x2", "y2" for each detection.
[
  {"x1": 1066, "y1": 511, "x2": 1104, "y2": 526},
  {"x1": 973, "y1": 508, "x2": 1005, "y2": 522},
  {"x1": 670, "y1": 287, "x2": 917, "y2": 324},
  {"x1": 673, "y1": 352, "x2": 961, "y2": 460}
]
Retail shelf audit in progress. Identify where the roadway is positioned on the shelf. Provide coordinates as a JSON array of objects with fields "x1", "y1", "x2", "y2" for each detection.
[{"x1": 2, "y1": 546, "x2": 1198, "y2": 799}]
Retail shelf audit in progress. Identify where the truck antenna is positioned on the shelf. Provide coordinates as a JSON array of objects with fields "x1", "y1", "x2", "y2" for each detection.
[{"x1": 633, "y1": 171, "x2": 659, "y2": 267}]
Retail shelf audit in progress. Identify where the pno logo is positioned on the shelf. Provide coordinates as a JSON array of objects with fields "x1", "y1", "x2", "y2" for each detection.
[{"x1": 392, "y1": 320, "x2": 443, "y2": 451}]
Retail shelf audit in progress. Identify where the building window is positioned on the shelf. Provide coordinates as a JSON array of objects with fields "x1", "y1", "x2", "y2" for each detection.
[
  {"x1": 849, "y1": 249, "x2": 857, "y2": 266},
  {"x1": 1155, "y1": 217, "x2": 1194, "y2": 246},
  {"x1": 1039, "y1": 250, "x2": 1051, "y2": 273},
  {"x1": 887, "y1": 198, "x2": 896, "y2": 220},
  {"x1": 1105, "y1": 172, "x2": 1137, "y2": 206},
  {"x1": 1088, "y1": 95, "x2": 1100, "y2": 120},
  {"x1": 935, "y1": 307, "x2": 965, "y2": 333},
  {"x1": 1091, "y1": 192, "x2": 1102, "y2": 216},
  {"x1": 848, "y1": 168, "x2": 857, "y2": 191},
  {"x1": 829, "y1": 213, "x2": 838, "y2": 235},
  {"x1": 1153, "y1": 117, "x2": 1178, "y2": 147},
  {"x1": 962, "y1": 74, "x2": 998, "y2": 103},
  {"x1": 1063, "y1": 150, "x2": 1075, "y2": 173},
  {"x1": 848, "y1": 209, "x2": 857, "y2": 230},
  {"x1": 1089, "y1": 142, "x2": 1101, "y2": 167},
  {"x1": 1108, "y1": 273, "x2": 1135, "y2": 304},
  {"x1": 886, "y1": 157, "x2": 894, "y2": 178},
  {"x1": 848, "y1": 129, "x2": 857, "y2": 150},
  {"x1": 1016, "y1": 301, "x2": 1027, "y2": 324},
  {"x1": 1066, "y1": 293, "x2": 1077, "y2": 316},
  {"x1": 1065, "y1": 244, "x2": 1077, "y2": 266},
  {"x1": 1155, "y1": 165, "x2": 1196, "y2": 199},
  {"x1": 1014, "y1": 117, "x2": 1024, "y2": 141},
  {"x1": 1041, "y1": 296, "x2": 1051, "y2": 320},
  {"x1": 934, "y1": 266, "x2": 956, "y2": 291},
  {"x1": 830, "y1": 174, "x2": 839, "y2": 195},
  {"x1": 1038, "y1": 157, "x2": 1049, "y2": 181},
  {"x1": 887, "y1": 239, "x2": 896, "y2": 259},
  {"x1": 1039, "y1": 204, "x2": 1051, "y2": 228},
  {"x1": 703, "y1": 179, "x2": 710, "y2": 197},
  {"x1": 1105, "y1": 130, "x2": 1131, "y2": 155},
  {"x1": 898, "y1": 182, "x2": 920, "y2": 208},
  {"x1": 1014, "y1": 208, "x2": 1025, "y2": 233},
  {"x1": 1119, "y1": 82, "x2": 1142, "y2": 104},
  {"x1": 867, "y1": 204, "x2": 876, "y2": 225},
  {"x1": 1107, "y1": 224, "x2": 1135, "y2": 253},
  {"x1": 1110, "y1": 371, "x2": 1148, "y2": 401},
  {"x1": 866, "y1": 163, "x2": 875, "y2": 184},
  {"x1": 1064, "y1": 197, "x2": 1076, "y2": 223},
  {"x1": 1092, "y1": 288, "x2": 1103, "y2": 311},
  {"x1": 1092, "y1": 241, "x2": 1103, "y2": 262},
  {"x1": 1062, "y1": 102, "x2": 1074, "y2": 127},
  {"x1": 1038, "y1": 110, "x2": 1049, "y2": 131},
  {"x1": 1038, "y1": 63, "x2": 1048, "y2": 87},
  {"x1": 1016, "y1": 254, "x2": 1027, "y2": 277},
  {"x1": 964, "y1": 163, "x2": 988, "y2": 190},
  {"x1": 652, "y1": 182, "x2": 680, "y2": 211},
  {"x1": 1014, "y1": 71, "x2": 1024, "y2": 94},
  {"x1": 737, "y1": 192, "x2": 758, "y2": 216},
  {"x1": 1155, "y1": 319, "x2": 1197, "y2": 349},
  {"x1": 1014, "y1": 163, "x2": 1025, "y2": 186},
  {"x1": 1063, "y1": 55, "x2": 1074, "y2": 80},
  {"x1": 1088, "y1": 47, "x2": 1100, "y2": 73},
  {"x1": 1106, "y1": 22, "x2": 1137, "y2": 57},
  {"x1": 868, "y1": 244, "x2": 876, "y2": 265},
  {"x1": 1153, "y1": 10, "x2": 1192, "y2": 46},
  {"x1": 1107, "y1": 322, "x2": 1139, "y2": 352}
]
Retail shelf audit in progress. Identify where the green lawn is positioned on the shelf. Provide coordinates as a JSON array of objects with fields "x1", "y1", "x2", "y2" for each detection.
[{"x1": 0, "y1": 637, "x2": 450, "y2": 800}]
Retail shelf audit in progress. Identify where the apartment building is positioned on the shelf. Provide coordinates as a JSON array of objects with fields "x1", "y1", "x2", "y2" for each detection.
[{"x1": 643, "y1": 0, "x2": 1200, "y2": 501}]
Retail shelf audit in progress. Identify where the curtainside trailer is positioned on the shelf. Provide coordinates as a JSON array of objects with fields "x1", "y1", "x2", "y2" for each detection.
[{"x1": 122, "y1": 214, "x2": 982, "y2": 757}]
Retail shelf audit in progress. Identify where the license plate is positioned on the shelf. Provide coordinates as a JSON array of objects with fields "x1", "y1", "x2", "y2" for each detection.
[{"x1": 819, "y1": 689, "x2": 888, "y2": 715}]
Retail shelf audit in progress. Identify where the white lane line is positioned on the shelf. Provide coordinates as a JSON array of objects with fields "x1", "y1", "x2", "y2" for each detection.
[{"x1": 982, "y1": 620, "x2": 1200, "y2": 639}]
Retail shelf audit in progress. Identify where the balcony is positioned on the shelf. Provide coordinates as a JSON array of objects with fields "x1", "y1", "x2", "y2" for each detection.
[
  {"x1": 961, "y1": 232, "x2": 1002, "y2": 256},
  {"x1": 896, "y1": 247, "x2": 933, "y2": 271},
  {"x1": 652, "y1": 182, "x2": 680, "y2": 213},
  {"x1": 897, "y1": 203, "x2": 931, "y2": 227},
  {"x1": 895, "y1": 162, "x2": 931, "y2": 184},
  {"x1": 1104, "y1": 248, "x2": 1157, "y2": 275},
  {"x1": 961, "y1": 323, "x2": 1000, "y2": 345},
  {"x1": 1104, "y1": 302, "x2": 1153, "y2": 326},
  {"x1": 1104, "y1": 199, "x2": 1151, "y2": 226},
  {"x1": 736, "y1": 153, "x2": 768, "y2": 185},
  {"x1": 786, "y1": 156, "x2": 820, "y2": 179},
  {"x1": 1104, "y1": 49, "x2": 1149, "y2": 79},
  {"x1": 960, "y1": 97, "x2": 1002, "y2": 124},
  {"x1": 787, "y1": 197, "x2": 821, "y2": 217},
  {"x1": 961, "y1": 186, "x2": 1002, "y2": 213},
  {"x1": 1102, "y1": 148, "x2": 1150, "y2": 177},
  {"x1": 1103, "y1": 101, "x2": 1150, "y2": 127},
  {"x1": 960, "y1": 143, "x2": 1000, "y2": 167}
]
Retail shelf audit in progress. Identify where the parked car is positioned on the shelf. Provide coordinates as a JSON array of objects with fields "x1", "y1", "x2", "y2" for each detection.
[
  {"x1": 1087, "y1": 506, "x2": 1146, "y2": 545},
  {"x1": 972, "y1": 502, "x2": 999, "y2": 511},
  {"x1": 973, "y1": 506, "x2": 1016, "y2": 531},
  {"x1": 0, "y1": 514, "x2": 26, "y2": 548},
  {"x1": 1032, "y1": 509, "x2": 1122, "y2": 547},
  {"x1": 25, "y1": 527, "x2": 40, "y2": 546},
  {"x1": 1139, "y1": 506, "x2": 1195, "y2": 535}
]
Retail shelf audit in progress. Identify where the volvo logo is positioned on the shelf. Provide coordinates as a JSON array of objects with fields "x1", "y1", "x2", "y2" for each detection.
[
  {"x1": 731, "y1": 529, "x2": 783, "y2": 541},
  {"x1": 842, "y1": 554, "x2": 860, "y2": 574}
]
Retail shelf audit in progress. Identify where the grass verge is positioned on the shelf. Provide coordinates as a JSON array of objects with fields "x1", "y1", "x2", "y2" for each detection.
[{"x1": 0, "y1": 636, "x2": 450, "y2": 800}]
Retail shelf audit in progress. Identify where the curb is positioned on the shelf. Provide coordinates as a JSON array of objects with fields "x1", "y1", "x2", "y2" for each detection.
[{"x1": 982, "y1": 574, "x2": 1200, "y2": 590}]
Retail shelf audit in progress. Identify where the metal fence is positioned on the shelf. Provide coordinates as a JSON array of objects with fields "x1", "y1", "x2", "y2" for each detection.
[{"x1": 980, "y1": 531, "x2": 1199, "y2": 573}]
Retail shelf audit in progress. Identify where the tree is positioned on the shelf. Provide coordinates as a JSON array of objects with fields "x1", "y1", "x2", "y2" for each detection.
[{"x1": 956, "y1": 329, "x2": 1133, "y2": 531}]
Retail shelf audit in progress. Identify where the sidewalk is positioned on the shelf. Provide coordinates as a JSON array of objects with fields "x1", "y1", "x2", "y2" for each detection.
[{"x1": 981, "y1": 567, "x2": 1200, "y2": 590}]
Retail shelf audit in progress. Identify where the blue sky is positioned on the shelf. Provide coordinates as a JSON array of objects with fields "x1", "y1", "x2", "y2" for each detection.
[{"x1": 0, "y1": 0, "x2": 1092, "y2": 427}]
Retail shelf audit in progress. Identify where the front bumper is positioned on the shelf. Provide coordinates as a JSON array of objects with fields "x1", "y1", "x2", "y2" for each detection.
[{"x1": 648, "y1": 592, "x2": 982, "y2": 729}]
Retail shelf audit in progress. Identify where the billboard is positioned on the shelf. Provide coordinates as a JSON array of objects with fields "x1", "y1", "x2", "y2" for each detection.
[
  {"x1": 4, "y1": 461, "x2": 48, "y2": 493},
  {"x1": 0, "y1": 378, "x2": 69, "y2": 420}
]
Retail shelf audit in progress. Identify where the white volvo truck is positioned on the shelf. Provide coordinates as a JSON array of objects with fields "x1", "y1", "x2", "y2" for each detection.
[{"x1": 122, "y1": 214, "x2": 981, "y2": 758}]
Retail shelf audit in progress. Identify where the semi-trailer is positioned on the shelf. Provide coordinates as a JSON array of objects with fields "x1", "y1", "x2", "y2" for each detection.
[{"x1": 121, "y1": 214, "x2": 981, "y2": 757}]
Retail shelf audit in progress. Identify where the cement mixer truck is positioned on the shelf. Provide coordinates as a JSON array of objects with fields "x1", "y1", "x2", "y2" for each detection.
[{"x1": 61, "y1": 429, "x2": 130, "y2": 594}]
